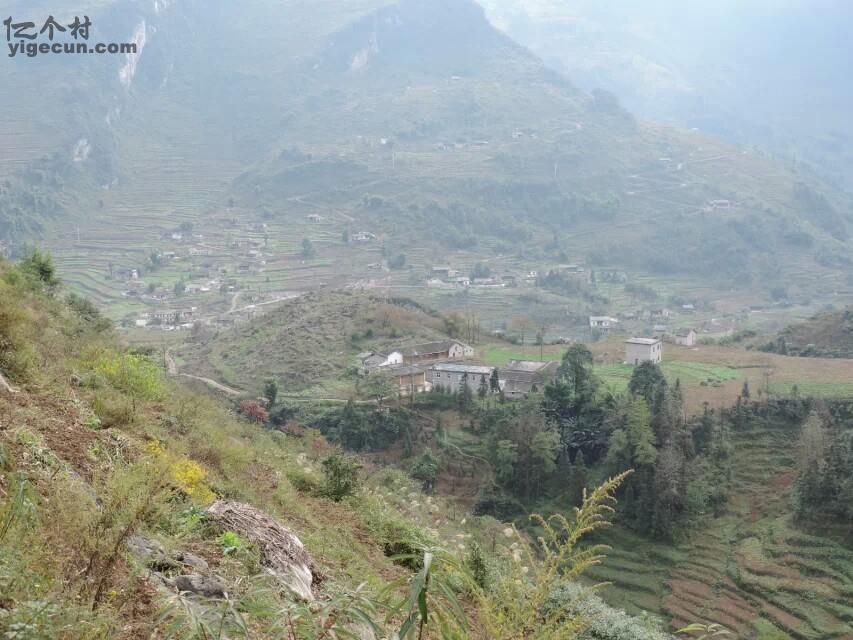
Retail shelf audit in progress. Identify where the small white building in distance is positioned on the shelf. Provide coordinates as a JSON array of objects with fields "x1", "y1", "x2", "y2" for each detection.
[
  {"x1": 625, "y1": 338, "x2": 663, "y2": 365},
  {"x1": 673, "y1": 329, "x2": 698, "y2": 347},
  {"x1": 589, "y1": 316, "x2": 619, "y2": 334}
]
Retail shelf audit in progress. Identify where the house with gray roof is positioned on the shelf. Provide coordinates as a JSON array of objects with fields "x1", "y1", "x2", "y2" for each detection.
[
  {"x1": 499, "y1": 360, "x2": 560, "y2": 400},
  {"x1": 625, "y1": 338, "x2": 663, "y2": 365},
  {"x1": 427, "y1": 363, "x2": 494, "y2": 393},
  {"x1": 401, "y1": 340, "x2": 474, "y2": 364}
]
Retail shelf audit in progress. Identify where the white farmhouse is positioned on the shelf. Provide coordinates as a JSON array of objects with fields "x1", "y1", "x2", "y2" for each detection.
[
  {"x1": 673, "y1": 329, "x2": 698, "y2": 347},
  {"x1": 625, "y1": 338, "x2": 663, "y2": 365},
  {"x1": 357, "y1": 350, "x2": 404, "y2": 376},
  {"x1": 589, "y1": 316, "x2": 619, "y2": 334}
]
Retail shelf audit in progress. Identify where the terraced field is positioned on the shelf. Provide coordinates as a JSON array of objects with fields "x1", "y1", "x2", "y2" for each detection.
[{"x1": 589, "y1": 418, "x2": 853, "y2": 639}]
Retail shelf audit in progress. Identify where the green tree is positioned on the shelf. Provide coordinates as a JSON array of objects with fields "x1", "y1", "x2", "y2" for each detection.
[
  {"x1": 321, "y1": 454, "x2": 361, "y2": 501},
  {"x1": 628, "y1": 361, "x2": 666, "y2": 406},
  {"x1": 411, "y1": 449, "x2": 441, "y2": 493},
  {"x1": 567, "y1": 451, "x2": 588, "y2": 506},
  {"x1": 465, "y1": 542, "x2": 489, "y2": 590},
  {"x1": 301, "y1": 238, "x2": 317, "y2": 259},
  {"x1": 477, "y1": 374, "x2": 489, "y2": 400},
  {"x1": 606, "y1": 398, "x2": 656, "y2": 470},
  {"x1": 557, "y1": 343, "x2": 598, "y2": 403},
  {"x1": 19, "y1": 248, "x2": 60, "y2": 292},
  {"x1": 263, "y1": 379, "x2": 278, "y2": 407},
  {"x1": 627, "y1": 399, "x2": 657, "y2": 467},
  {"x1": 493, "y1": 440, "x2": 518, "y2": 485},
  {"x1": 489, "y1": 369, "x2": 501, "y2": 394},
  {"x1": 457, "y1": 373, "x2": 473, "y2": 411}
]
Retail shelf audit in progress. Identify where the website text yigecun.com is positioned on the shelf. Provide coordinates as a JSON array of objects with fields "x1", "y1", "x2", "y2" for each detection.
[
  {"x1": 8, "y1": 41, "x2": 137, "y2": 58},
  {"x1": 5, "y1": 15, "x2": 137, "y2": 59}
]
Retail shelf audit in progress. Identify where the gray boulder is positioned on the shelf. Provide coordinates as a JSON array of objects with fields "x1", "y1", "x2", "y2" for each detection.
[{"x1": 172, "y1": 574, "x2": 227, "y2": 598}]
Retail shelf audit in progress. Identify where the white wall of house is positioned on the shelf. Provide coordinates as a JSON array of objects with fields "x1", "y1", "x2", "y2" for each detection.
[
  {"x1": 625, "y1": 341, "x2": 663, "y2": 365},
  {"x1": 674, "y1": 331, "x2": 697, "y2": 347}
]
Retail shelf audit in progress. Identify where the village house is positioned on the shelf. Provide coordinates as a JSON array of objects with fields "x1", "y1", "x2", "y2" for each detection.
[
  {"x1": 499, "y1": 360, "x2": 560, "y2": 400},
  {"x1": 673, "y1": 329, "x2": 698, "y2": 347},
  {"x1": 379, "y1": 365, "x2": 430, "y2": 396},
  {"x1": 401, "y1": 340, "x2": 474, "y2": 364},
  {"x1": 589, "y1": 316, "x2": 619, "y2": 334},
  {"x1": 499, "y1": 273, "x2": 518, "y2": 287},
  {"x1": 431, "y1": 266, "x2": 458, "y2": 279},
  {"x1": 357, "y1": 350, "x2": 404, "y2": 376},
  {"x1": 650, "y1": 308, "x2": 673, "y2": 320},
  {"x1": 147, "y1": 308, "x2": 196, "y2": 326},
  {"x1": 653, "y1": 324, "x2": 669, "y2": 338},
  {"x1": 472, "y1": 278, "x2": 505, "y2": 288},
  {"x1": 625, "y1": 338, "x2": 663, "y2": 365},
  {"x1": 427, "y1": 363, "x2": 494, "y2": 393},
  {"x1": 352, "y1": 231, "x2": 377, "y2": 242},
  {"x1": 307, "y1": 214, "x2": 323, "y2": 223},
  {"x1": 706, "y1": 199, "x2": 733, "y2": 211},
  {"x1": 556, "y1": 264, "x2": 590, "y2": 282}
]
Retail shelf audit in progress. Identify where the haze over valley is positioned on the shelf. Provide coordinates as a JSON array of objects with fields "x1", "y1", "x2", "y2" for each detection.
[{"x1": 1, "y1": 2, "x2": 852, "y2": 639}]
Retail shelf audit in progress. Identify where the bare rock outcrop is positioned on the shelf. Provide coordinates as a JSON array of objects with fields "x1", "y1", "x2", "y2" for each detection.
[
  {"x1": 0, "y1": 371, "x2": 18, "y2": 394},
  {"x1": 206, "y1": 499, "x2": 316, "y2": 601}
]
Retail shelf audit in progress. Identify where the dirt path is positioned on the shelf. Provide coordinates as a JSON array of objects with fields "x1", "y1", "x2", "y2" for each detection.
[
  {"x1": 165, "y1": 347, "x2": 243, "y2": 397},
  {"x1": 228, "y1": 290, "x2": 243, "y2": 313},
  {"x1": 228, "y1": 294, "x2": 301, "y2": 315}
]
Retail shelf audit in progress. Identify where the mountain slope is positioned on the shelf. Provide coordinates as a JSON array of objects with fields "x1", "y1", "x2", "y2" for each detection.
[
  {"x1": 479, "y1": 0, "x2": 853, "y2": 191},
  {"x1": 763, "y1": 307, "x2": 853, "y2": 358},
  {"x1": 179, "y1": 290, "x2": 452, "y2": 394},
  {"x1": 1, "y1": 0, "x2": 852, "y2": 322}
]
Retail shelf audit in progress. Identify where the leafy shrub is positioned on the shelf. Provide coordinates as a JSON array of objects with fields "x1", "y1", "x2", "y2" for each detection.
[
  {"x1": 321, "y1": 454, "x2": 361, "y2": 501},
  {"x1": 217, "y1": 531, "x2": 245, "y2": 555},
  {"x1": 239, "y1": 400, "x2": 269, "y2": 424},
  {"x1": 285, "y1": 466, "x2": 322, "y2": 494},
  {"x1": 94, "y1": 352, "x2": 165, "y2": 404},
  {"x1": 92, "y1": 390, "x2": 135, "y2": 428},
  {"x1": 170, "y1": 459, "x2": 216, "y2": 505}
]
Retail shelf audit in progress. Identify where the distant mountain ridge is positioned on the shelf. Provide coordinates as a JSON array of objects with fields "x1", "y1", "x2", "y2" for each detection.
[{"x1": 0, "y1": 0, "x2": 852, "y2": 308}]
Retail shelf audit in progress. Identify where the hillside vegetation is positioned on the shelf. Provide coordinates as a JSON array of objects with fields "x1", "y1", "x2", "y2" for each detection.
[
  {"x1": 0, "y1": 257, "x2": 694, "y2": 639},
  {"x1": 180, "y1": 290, "x2": 451, "y2": 395},
  {"x1": 761, "y1": 307, "x2": 853, "y2": 359}
]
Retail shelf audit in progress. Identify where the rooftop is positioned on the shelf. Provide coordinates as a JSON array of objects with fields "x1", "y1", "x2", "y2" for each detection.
[
  {"x1": 505, "y1": 360, "x2": 557, "y2": 373},
  {"x1": 625, "y1": 337, "x2": 661, "y2": 346},
  {"x1": 381, "y1": 365, "x2": 426, "y2": 377},
  {"x1": 429, "y1": 363, "x2": 493, "y2": 375},
  {"x1": 402, "y1": 340, "x2": 464, "y2": 356}
]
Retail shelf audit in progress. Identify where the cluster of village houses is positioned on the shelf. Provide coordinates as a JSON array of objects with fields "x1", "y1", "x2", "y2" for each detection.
[
  {"x1": 357, "y1": 332, "x2": 674, "y2": 399},
  {"x1": 426, "y1": 263, "x2": 589, "y2": 290},
  {"x1": 589, "y1": 315, "x2": 698, "y2": 346},
  {"x1": 357, "y1": 340, "x2": 561, "y2": 399}
]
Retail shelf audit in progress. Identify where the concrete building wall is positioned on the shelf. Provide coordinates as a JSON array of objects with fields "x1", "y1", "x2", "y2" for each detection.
[{"x1": 625, "y1": 341, "x2": 663, "y2": 365}]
